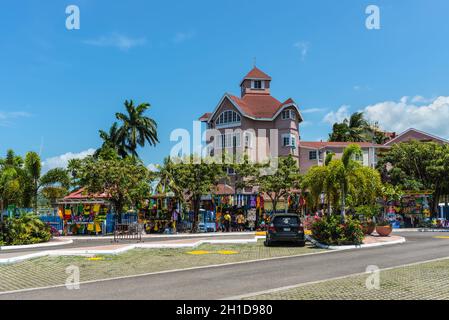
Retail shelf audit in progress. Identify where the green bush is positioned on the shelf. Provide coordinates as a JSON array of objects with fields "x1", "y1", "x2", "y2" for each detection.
[
  {"x1": 311, "y1": 215, "x2": 364, "y2": 246},
  {"x1": 1, "y1": 214, "x2": 51, "y2": 246}
]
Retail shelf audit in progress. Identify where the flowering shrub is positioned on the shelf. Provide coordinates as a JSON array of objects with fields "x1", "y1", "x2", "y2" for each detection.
[{"x1": 311, "y1": 215, "x2": 364, "y2": 246}]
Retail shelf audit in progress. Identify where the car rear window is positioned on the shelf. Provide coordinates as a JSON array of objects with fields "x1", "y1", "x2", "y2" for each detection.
[{"x1": 273, "y1": 216, "x2": 299, "y2": 225}]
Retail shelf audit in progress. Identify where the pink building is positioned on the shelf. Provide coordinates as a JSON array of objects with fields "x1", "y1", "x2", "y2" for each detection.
[
  {"x1": 384, "y1": 128, "x2": 449, "y2": 146},
  {"x1": 199, "y1": 67, "x2": 303, "y2": 165},
  {"x1": 298, "y1": 141, "x2": 388, "y2": 174}
]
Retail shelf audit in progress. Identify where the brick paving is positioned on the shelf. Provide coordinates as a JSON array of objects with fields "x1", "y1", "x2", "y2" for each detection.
[
  {"x1": 245, "y1": 258, "x2": 449, "y2": 300},
  {"x1": 0, "y1": 241, "x2": 321, "y2": 293}
]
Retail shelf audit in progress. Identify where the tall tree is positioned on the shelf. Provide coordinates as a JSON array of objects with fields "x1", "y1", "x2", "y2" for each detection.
[
  {"x1": 257, "y1": 155, "x2": 301, "y2": 213},
  {"x1": 96, "y1": 122, "x2": 128, "y2": 158},
  {"x1": 168, "y1": 155, "x2": 225, "y2": 232},
  {"x1": 378, "y1": 141, "x2": 449, "y2": 214},
  {"x1": 336, "y1": 144, "x2": 363, "y2": 221},
  {"x1": 68, "y1": 152, "x2": 152, "y2": 219},
  {"x1": 115, "y1": 100, "x2": 159, "y2": 158},
  {"x1": 329, "y1": 112, "x2": 372, "y2": 142},
  {"x1": 24, "y1": 152, "x2": 41, "y2": 213}
]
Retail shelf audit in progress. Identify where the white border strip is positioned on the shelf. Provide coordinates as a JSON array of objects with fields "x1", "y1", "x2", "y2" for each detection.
[{"x1": 0, "y1": 239, "x2": 73, "y2": 251}]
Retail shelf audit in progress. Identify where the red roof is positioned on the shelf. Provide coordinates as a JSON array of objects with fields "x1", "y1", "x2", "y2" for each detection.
[
  {"x1": 64, "y1": 188, "x2": 110, "y2": 200},
  {"x1": 198, "y1": 112, "x2": 212, "y2": 121},
  {"x1": 213, "y1": 184, "x2": 235, "y2": 195},
  {"x1": 229, "y1": 94, "x2": 298, "y2": 119},
  {"x1": 300, "y1": 141, "x2": 387, "y2": 149},
  {"x1": 242, "y1": 67, "x2": 272, "y2": 81}
]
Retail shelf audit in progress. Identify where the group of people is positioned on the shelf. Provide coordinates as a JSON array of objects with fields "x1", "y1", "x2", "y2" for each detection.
[{"x1": 218, "y1": 211, "x2": 246, "y2": 232}]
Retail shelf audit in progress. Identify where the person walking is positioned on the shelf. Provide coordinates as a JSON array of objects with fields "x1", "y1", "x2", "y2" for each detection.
[
  {"x1": 224, "y1": 211, "x2": 231, "y2": 232},
  {"x1": 236, "y1": 212, "x2": 246, "y2": 231}
]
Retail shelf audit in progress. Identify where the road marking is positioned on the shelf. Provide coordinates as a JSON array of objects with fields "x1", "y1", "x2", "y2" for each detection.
[
  {"x1": 223, "y1": 255, "x2": 449, "y2": 300},
  {"x1": 434, "y1": 236, "x2": 449, "y2": 239}
]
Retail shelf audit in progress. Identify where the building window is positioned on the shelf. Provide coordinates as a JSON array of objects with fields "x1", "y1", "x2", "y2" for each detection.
[
  {"x1": 252, "y1": 80, "x2": 263, "y2": 89},
  {"x1": 216, "y1": 133, "x2": 241, "y2": 149},
  {"x1": 244, "y1": 133, "x2": 253, "y2": 149},
  {"x1": 281, "y1": 109, "x2": 296, "y2": 120},
  {"x1": 309, "y1": 150, "x2": 317, "y2": 160},
  {"x1": 216, "y1": 110, "x2": 241, "y2": 126},
  {"x1": 282, "y1": 134, "x2": 296, "y2": 148},
  {"x1": 354, "y1": 153, "x2": 363, "y2": 163}
]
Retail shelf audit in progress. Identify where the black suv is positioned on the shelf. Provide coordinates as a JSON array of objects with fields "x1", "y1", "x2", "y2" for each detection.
[{"x1": 264, "y1": 214, "x2": 305, "y2": 247}]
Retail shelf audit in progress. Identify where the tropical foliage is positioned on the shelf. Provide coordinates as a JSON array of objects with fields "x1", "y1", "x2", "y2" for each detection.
[
  {"x1": 377, "y1": 141, "x2": 449, "y2": 213},
  {"x1": 302, "y1": 144, "x2": 384, "y2": 221},
  {"x1": 328, "y1": 112, "x2": 389, "y2": 144},
  {"x1": 311, "y1": 215, "x2": 364, "y2": 245},
  {"x1": 257, "y1": 155, "x2": 301, "y2": 213},
  {"x1": 67, "y1": 149, "x2": 153, "y2": 217},
  {"x1": 156, "y1": 155, "x2": 226, "y2": 231},
  {"x1": 97, "y1": 100, "x2": 159, "y2": 158},
  {"x1": 0, "y1": 150, "x2": 70, "y2": 212},
  {"x1": 0, "y1": 214, "x2": 51, "y2": 245}
]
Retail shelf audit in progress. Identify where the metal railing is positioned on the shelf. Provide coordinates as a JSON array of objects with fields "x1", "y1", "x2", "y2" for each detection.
[{"x1": 113, "y1": 222, "x2": 143, "y2": 242}]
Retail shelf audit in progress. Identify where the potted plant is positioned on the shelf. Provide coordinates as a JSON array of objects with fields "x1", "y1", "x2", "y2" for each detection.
[
  {"x1": 361, "y1": 221, "x2": 376, "y2": 235},
  {"x1": 355, "y1": 205, "x2": 379, "y2": 235},
  {"x1": 376, "y1": 219, "x2": 392, "y2": 237}
]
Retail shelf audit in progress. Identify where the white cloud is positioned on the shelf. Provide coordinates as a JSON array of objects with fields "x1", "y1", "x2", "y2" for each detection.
[
  {"x1": 363, "y1": 96, "x2": 449, "y2": 137},
  {"x1": 173, "y1": 31, "x2": 195, "y2": 44},
  {"x1": 0, "y1": 111, "x2": 31, "y2": 126},
  {"x1": 302, "y1": 107, "x2": 327, "y2": 114},
  {"x1": 323, "y1": 105, "x2": 350, "y2": 124},
  {"x1": 294, "y1": 41, "x2": 309, "y2": 61},
  {"x1": 147, "y1": 163, "x2": 159, "y2": 172},
  {"x1": 84, "y1": 33, "x2": 146, "y2": 51},
  {"x1": 42, "y1": 148, "x2": 95, "y2": 173}
]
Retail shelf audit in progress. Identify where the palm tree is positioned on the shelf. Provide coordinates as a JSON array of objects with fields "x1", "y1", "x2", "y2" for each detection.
[
  {"x1": 338, "y1": 144, "x2": 363, "y2": 222},
  {"x1": 24, "y1": 152, "x2": 71, "y2": 213},
  {"x1": 347, "y1": 112, "x2": 369, "y2": 142},
  {"x1": 96, "y1": 122, "x2": 128, "y2": 158},
  {"x1": 329, "y1": 112, "x2": 370, "y2": 142},
  {"x1": 156, "y1": 157, "x2": 183, "y2": 199},
  {"x1": 115, "y1": 100, "x2": 159, "y2": 158}
]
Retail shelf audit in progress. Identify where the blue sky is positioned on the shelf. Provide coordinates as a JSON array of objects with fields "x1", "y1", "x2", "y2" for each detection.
[{"x1": 1, "y1": 0, "x2": 449, "y2": 170}]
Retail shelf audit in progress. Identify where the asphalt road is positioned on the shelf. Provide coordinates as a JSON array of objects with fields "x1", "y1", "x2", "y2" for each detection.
[{"x1": 1, "y1": 232, "x2": 449, "y2": 300}]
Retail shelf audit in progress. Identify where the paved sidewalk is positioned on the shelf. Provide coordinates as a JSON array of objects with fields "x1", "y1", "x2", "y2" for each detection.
[{"x1": 244, "y1": 257, "x2": 449, "y2": 300}]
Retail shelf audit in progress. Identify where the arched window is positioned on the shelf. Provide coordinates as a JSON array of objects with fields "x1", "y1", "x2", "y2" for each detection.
[{"x1": 216, "y1": 110, "x2": 241, "y2": 126}]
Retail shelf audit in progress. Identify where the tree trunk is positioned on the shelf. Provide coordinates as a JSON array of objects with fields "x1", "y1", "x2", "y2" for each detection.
[
  {"x1": 432, "y1": 189, "x2": 441, "y2": 218},
  {"x1": 341, "y1": 185, "x2": 346, "y2": 223},
  {"x1": 191, "y1": 195, "x2": 200, "y2": 233}
]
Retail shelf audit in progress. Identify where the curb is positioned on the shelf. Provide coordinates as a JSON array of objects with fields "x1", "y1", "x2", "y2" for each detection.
[
  {"x1": 418, "y1": 228, "x2": 449, "y2": 233},
  {"x1": 0, "y1": 239, "x2": 73, "y2": 251},
  {"x1": 306, "y1": 235, "x2": 406, "y2": 250},
  {"x1": 65, "y1": 232, "x2": 257, "y2": 240}
]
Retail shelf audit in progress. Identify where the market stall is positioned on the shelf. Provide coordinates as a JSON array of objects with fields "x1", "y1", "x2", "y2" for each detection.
[{"x1": 56, "y1": 188, "x2": 113, "y2": 236}]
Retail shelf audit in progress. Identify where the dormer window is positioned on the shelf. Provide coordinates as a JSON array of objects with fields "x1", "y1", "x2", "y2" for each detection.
[
  {"x1": 251, "y1": 80, "x2": 264, "y2": 89},
  {"x1": 281, "y1": 109, "x2": 296, "y2": 120}
]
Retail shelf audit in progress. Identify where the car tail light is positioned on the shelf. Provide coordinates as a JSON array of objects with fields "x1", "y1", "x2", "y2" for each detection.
[
  {"x1": 268, "y1": 223, "x2": 276, "y2": 233},
  {"x1": 299, "y1": 224, "x2": 304, "y2": 232}
]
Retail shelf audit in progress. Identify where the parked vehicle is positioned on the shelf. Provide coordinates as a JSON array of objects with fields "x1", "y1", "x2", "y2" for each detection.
[{"x1": 264, "y1": 214, "x2": 305, "y2": 247}]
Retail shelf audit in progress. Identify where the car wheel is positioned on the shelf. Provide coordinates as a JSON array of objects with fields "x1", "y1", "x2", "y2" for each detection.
[{"x1": 297, "y1": 241, "x2": 306, "y2": 247}]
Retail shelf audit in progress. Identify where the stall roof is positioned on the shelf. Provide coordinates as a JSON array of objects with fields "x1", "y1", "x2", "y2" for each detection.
[{"x1": 61, "y1": 188, "x2": 110, "y2": 201}]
